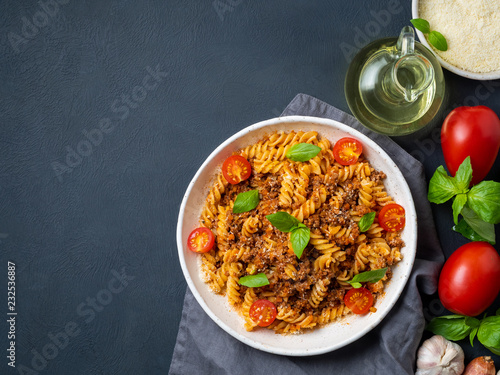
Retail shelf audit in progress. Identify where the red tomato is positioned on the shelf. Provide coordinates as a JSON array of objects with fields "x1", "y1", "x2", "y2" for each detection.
[
  {"x1": 438, "y1": 242, "x2": 500, "y2": 316},
  {"x1": 344, "y1": 287, "x2": 374, "y2": 314},
  {"x1": 333, "y1": 137, "x2": 363, "y2": 165},
  {"x1": 187, "y1": 227, "x2": 215, "y2": 253},
  {"x1": 441, "y1": 106, "x2": 500, "y2": 185},
  {"x1": 222, "y1": 155, "x2": 252, "y2": 185},
  {"x1": 249, "y1": 299, "x2": 277, "y2": 327},
  {"x1": 378, "y1": 204, "x2": 405, "y2": 232}
]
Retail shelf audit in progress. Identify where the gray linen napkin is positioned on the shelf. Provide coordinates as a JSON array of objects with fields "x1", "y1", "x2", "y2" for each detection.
[{"x1": 169, "y1": 94, "x2": 444, "y2": 375}]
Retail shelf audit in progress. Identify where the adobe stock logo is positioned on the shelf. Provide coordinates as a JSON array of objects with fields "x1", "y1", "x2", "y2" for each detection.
[
  {"x1": 7, "y1": 0, "x2": 71, "y2": 54},
  {"x1": 16, "y1": 268, "x2": 134, "y2": 375},
  {"x1": 339, "y1": 0, "x2": 404, "y2": 63}
]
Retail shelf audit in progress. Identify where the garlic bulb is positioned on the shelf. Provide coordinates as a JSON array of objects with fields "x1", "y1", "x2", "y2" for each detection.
[{"x1": 416, "y1": 335, "x2": 465, "y2": 375}]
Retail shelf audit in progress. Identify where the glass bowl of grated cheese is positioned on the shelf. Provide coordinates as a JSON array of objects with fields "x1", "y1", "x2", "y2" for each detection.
[{"x1": 412, "y1": 0, "x2": 500, "y2": 80}]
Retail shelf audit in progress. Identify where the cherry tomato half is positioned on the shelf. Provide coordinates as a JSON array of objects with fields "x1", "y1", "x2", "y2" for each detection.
[
  {"x1": 249, "y1": 299, "x2": 277, "y2": 327},
  {"x1": 187, "y1": 227, "x2": 215, "y2": 253},
  {"x1": 378, "y1": 204, "x2": 405, "y2": 232},
  {"x1": 344, "y1": 287, "x2": 374, "y2": 314},
  {"x1": 438, "y1": 241, "x2": 500, "y2": 317},
  {"x1": 333, "y1": 137, "x2": 363, "y2": 165},
  {"x1": 222, "y1": 155, "x2": 252, "y2": 185}
]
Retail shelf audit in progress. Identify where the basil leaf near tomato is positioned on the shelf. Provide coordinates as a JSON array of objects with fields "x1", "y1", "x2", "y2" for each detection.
[
  {"x1": 358, "y1": 212, "x2": 376, "y2": 232},
  {"x1": 465, "y1": 317, "x2": 481, "y2": 347},
  {"x1": 426, "y1": 315, "x2": 472, "y2": 341},
  {"x1": 467, "y1": 180, "x2": 500, "y2": 224},
  {"x1": 233, "y1": 189, "x2": 260, "y2": 214},
  {"x1": 285, "y1": 143, "x2": 321, "y2": 162},
  {"x1": 454, "y1": 206, "x2": 496, "y2": 244},
  {"x1": 452, "y1": 194, "x2": 467, "y2": 225},
  {"x1": 477, "y1": 315, "x2": 500, "y2": 353},
  {"x1": 428, "y1": 166, "x2": 462, "y2": 204},
  {"x1": 454, "y1": 156, "x2": 473, "y2": 191},
  {"x1": 347, "y1": 267, "x2": 387, "y2": 289},
  {"x1": 238, "y1": 273, "x2": 269, "y2": 288}
]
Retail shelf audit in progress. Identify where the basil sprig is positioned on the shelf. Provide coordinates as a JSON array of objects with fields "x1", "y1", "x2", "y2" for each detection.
[
  {"x1": 238, "y1": 273, "x2": 269, "y2": 288},
  {"x1": 285, "y1": 143, "x2": 321, "y2": 162},
  {"x1": 346, "y1": 267, "x2": 387, "y2": 289},
  {"x1": 453, "y1": 207, "x2": 495, "y2": 244},
  {"x1": 428, "y1": 157, "x2": 500, "y2": 243},
  {"x1": 233, "y1": 189, "x2": 260, "y2": 214},
  {"x1": 411, "y1": 18, "x2": 448, "y2": 51},
  {"x1": 426, "y1": 311, "x2": 500, "y2": 354},
  {"x1": 266, "y1": 211, "x2": 310, "y2": 259},
  {"x1": 358, "y1": 212, "x2": 376, "y2": 232}
]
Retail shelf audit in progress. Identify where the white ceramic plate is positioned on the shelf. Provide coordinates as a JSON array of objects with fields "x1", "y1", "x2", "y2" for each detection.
[
  {"x1": 176, "y1": 116, "x2": 417, "y2": 356},
  {"x1": 412, "y1": 0, "x2": 500, "y2": 80}
]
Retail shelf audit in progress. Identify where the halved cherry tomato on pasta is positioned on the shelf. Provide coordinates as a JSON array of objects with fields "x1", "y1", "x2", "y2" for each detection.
[
  {"x1": 222, "y1": 155, "x2": 252, "y2": 184},
  {"x1": 344, "y1": 287, "x2": 374, "y2": 314},
  {"x1": 378, "y1": 203, "x2": 406, "y2": 232},
  {"x1": 249, "y1": 299, "x2": 277, "y2": 327},
  {"x1": 187, "y1": 227, "x2": 215, "y2": 253},
  {"x1": 333, "y1": 137, "x2": 363, "y2": 165}
]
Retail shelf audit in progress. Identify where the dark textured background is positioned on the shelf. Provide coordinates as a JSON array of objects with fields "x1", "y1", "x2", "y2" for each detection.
[{"x1": 1, "y1": 0, "x2": 499, "y2": 374}]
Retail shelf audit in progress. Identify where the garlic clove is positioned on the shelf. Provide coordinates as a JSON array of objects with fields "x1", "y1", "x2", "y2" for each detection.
[{"x1": 416, "y1": 335, "x2": 465, "y2": 375}]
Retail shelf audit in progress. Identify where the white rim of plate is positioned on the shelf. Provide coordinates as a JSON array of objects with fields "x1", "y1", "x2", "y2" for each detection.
[
  {"x1": 176, "y1": 115, "x2": 417, "y2": 356},
  {"x1": 412, "y1": 0, "x2": 500, "y2": 80}
]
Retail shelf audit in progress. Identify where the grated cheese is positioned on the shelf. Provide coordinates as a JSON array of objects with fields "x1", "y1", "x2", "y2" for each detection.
[{"x1": 419, "y1": 0, "x2": 500, "y2": 73}]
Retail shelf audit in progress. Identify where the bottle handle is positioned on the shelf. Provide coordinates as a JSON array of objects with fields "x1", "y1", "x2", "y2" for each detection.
[{"x1": 394, "y1": 26, "x2": 434, "y2": 102}]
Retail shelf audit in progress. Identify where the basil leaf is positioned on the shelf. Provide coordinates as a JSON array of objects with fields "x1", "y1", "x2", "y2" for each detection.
[
  {"x1": 470, "y1": 327, "x2": 478, "y2": 347},
  {"x1": 428, "y1": 30, "x2": 448, "y2": 51},
  {"x1": 411, "y1": 18, "x2": 431, "y2": 34},
  {"x1": 465, "y1": 316, "x2": 480, "y2": 329},
  {"x1": 453, "y1": 218, "x2": 495, "y2": 245},
  {"x1": 460, "y1": 206, "x2": 496, "y2": 244},
  {"x1": 428, "y1": 166, "x2": 460, "y2": 204},
  {"x1": 485, "y1": 346, "x2": 500, "y2": 356},
  {"x1": 478, "y1": 316, "x2": 500, "y2": 351},
  {"x1": 347, "y1": 268, "x2": 387, "y2": 288},
  {"x1": 286, "y1": 143, "x2": 322, "y2": 162},
  {"x1": 468, "y1": 181, "x2": 500, "y2": 224},
  {"x1": 266, "y1": 211, "x2": 301, "y2": 232},
  {"x1": 454, "y1": 156, "x2": 472, "y2": 191},
  {"x1": 233, "y1": 189, "x2": 260, "y2": 214},
  {"x1": 290, "y1": 226, "x2": 310, "y2": 259},
  {"x1": 426, "y1": 315, "x2": 471, "y2": 341},
  {"x1": 452, "y1": 194, "x2": 467, "y2": 225},
  {"x1": 349, "y1": 281, "x2": 362, "y2": 289},
  {"x1": 497, "y1": 308, "x2": 500, "y2": 316},
  {"x1": 358, "y1": 212, "x2": 376, "y2": 232},
  {"x1": 238, "y1": 273, "x2": 269, "y2": 287}
]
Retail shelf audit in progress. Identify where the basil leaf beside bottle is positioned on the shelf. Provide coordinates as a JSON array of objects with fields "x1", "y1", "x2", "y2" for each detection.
[
  {"x1": 429, "y1": 31, "x2": 448, "y2": 51},
  {"x1": 410, "y1": 18, "x2": 430, "y2": 34}
]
